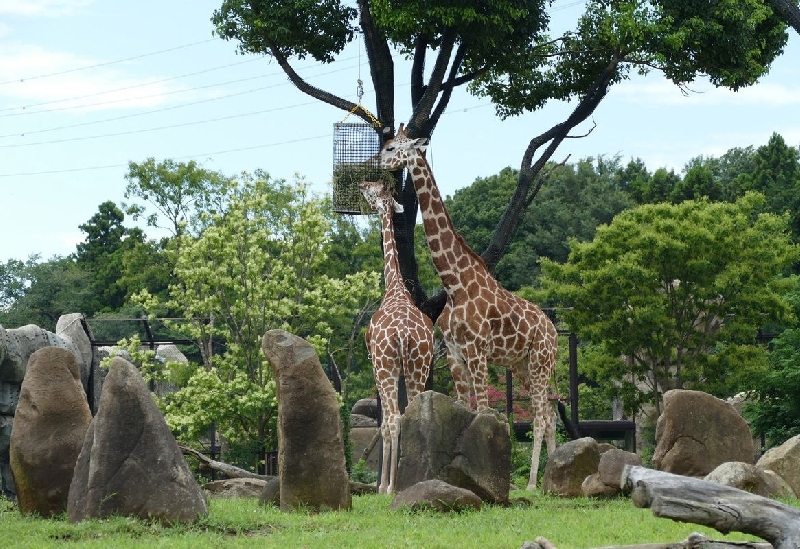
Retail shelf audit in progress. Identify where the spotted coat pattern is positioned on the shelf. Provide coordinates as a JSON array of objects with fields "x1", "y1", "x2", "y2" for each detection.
[
  {"x1": 359, "y1": 179, "x2": 435, "y2": 495},
  {"x1": 378, "y1": 125, "x2": 558, "y2": 490}
]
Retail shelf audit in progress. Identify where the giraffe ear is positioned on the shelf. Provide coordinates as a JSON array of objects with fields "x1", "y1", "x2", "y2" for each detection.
[
  {"x1": 413, "y1": 138, "x2": 429, "y2": 152},
  {"x1": 392, "y1": 199, "x2": 404, "y2": 214}
]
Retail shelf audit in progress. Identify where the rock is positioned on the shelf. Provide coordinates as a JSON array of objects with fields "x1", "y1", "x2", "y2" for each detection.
[
  {"x1": 350, "y1": 425, "x2": 380, "y2": 471},
  {"x1": 261, "y1": 330, "x2": 351, "y2": 512},
  {"x1": 598, "y1": 448, "x2": 643, "y2": 487},
  {"x1": 757, "y1": 434, "x2": 800, "y2": 496},
  {"x1": 67, "y1": 357, "x2": 207, "y2": 523},
  {"x1": 389, "y1": 479, "x2": 481, "y2": 512},
  {"x1": 396, "y1": 390, "x2": 510, "y2": 504},
  {"x1": 705, "y1": 461, "x2": 795, "y2": 499},
  {"x1": 55, "y1": 314, "x2": 93, "y2": 392},
  {"x1": 542, "y1": 437, "x2": 600, "y2": 497},
  {"x1": 351, "y1": 413, "x2": 378, "y2": 428},
  {"x1": 653, "y1": 389, "x2": 754, "y2": 477},
  {"x1": 351, "y1": 398, "x2": 379, "y2": 420},
  {"x1": 205, "y1": 478, "x2": 269, "y2": 499},
  {"x1": 349, "y1": 480, "x2": 377, "y2": 495},
  {"x1": 258, "y1": 477, "x2": 281, "y2": 507},
  {"x1": 581, "y1": 472, "x2": 619, "y2": 498},
  {"x1": 9, "y1": 347, "x2": 92, "y2": 517},
  {"x1": 1, "y1": 324, "x2": 80, "y2": 385}
]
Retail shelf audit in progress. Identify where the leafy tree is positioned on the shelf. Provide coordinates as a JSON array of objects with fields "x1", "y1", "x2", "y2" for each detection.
[
  {"x1": 0, "y1": 256, "x2": 93, "y2": 331},
  {"x1": 538, "y1": 193, "x2": 798, "y2": 416},
  {"x1": 448, "y1": 160, "x2": 631, "y2": 290},
  {"x1": 124, "y1": 158, "x2": 231, "y2": 238},
  {"x1": 745, "y1": 277, "x2": 800, "y2": 446},
  {"x1": 211, "y1": 0, "x2": 787, "y2": 322},
  {"x1": 75, "y1": 201, "x2": 144, "y2": 314},
  {"x1": 136, "y1": 173, "x2": 381, "y2": 470},
  {"x1": 740, "y1": 133, "x2": 800, "y2": 240}
]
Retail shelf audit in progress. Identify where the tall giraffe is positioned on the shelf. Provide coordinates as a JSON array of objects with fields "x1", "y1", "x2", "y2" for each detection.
[
  {"x1": 378, "y1": 125, "x2": 558, "y2": 490},
  {"x1": 359, "y1": 179, "x2": 435, "y2": 494}
]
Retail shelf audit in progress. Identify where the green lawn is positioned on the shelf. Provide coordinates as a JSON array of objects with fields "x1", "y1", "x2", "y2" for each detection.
[{"x1": 0, "y1": 492, "x2": 773, "y2": 549}]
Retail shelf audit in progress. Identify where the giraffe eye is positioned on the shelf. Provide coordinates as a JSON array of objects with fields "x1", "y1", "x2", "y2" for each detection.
[{"x1": 385, "y1": 146, "x2": 395, "y2": 152}]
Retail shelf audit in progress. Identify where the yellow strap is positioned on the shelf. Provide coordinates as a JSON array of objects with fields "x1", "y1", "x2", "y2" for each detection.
[{"x1": 338, "y1": 103, "x2": 382, "y2": 129}]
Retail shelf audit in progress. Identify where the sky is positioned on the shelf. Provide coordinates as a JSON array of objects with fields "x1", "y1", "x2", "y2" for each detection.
[{"x1": 1, "y1": 0, "x2": 799, "y2": 263}]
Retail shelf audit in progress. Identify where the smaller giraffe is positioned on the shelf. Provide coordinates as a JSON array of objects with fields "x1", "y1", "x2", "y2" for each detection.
[{"x1": 359, "y1": 179, "x2": 435, "y2": 494}]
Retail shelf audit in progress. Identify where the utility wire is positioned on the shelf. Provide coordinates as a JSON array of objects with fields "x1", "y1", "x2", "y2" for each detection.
[{"x1": 0, "y1": 38, "x2": 220, "y2": 86}]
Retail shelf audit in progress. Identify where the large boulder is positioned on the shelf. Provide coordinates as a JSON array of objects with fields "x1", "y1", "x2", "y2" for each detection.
[
  {"x1": 757, "y1": 434, "x2": 800, "y2": 497},
  {"x1": 652, "y1": 389, "x2": 754, "y2": 477},
  {"x1": 67, "y1": 357, "x2": 207, "y2": 523},
  {"x1": 705, "y1": 461, "x2": 795, "y2": 499},
  {"x1": 390, "y1": 479, "x2": 482, "y2": 512},
  {"x1": 9, "y1": 347, "x2": 92, "y2": 517},
  {"x1": 261, "y1": 330, "x2": 351, "y2": 512},
  {"x1": 542, "y1": 437, "x2": 600, "y2": 497},
  {"x1": 55, "y1": 314, "x2": 93, "y2": 392},
  {"x1": 396, "y1": 390, "x2": 510, "y2": 504},
  {"x1": 583, "y1": 447, "x2": 643, "y2": 498}
]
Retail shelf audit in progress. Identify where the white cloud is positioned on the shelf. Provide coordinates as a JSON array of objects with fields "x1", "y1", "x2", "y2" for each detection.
[
  {"x1": 0, "y1": 42, "x2": 188, "y2": 112},
  {"x1": 0, "y1": 0, "x2": 94, "y2": 16},
  {"x1": 617, "y1": 77, "x2": 800, "y2": 108}
]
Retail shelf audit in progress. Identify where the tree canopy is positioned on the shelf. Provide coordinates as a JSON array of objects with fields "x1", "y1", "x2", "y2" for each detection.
[
  {"x1": 211, "y1": 0, "x2": 790, "y2": 322},
  {"x1": 537, "y1": 192, "x2": 799, "y2": 415}
]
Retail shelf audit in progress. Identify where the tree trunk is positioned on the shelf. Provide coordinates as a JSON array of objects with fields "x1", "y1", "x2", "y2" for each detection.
[
  {"x1": 622, "y1": 465, "x2": 800, "y2": 549},
  {"x1": 766, "y1": 0, "x2": 800, "y2": 37}
]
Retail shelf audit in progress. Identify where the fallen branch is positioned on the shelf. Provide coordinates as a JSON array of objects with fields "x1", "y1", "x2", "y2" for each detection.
[
  {"x1": 622, "y1": 465, "x2": 800, "y2": 549},
  {"x1": 178, "y1": 443, "x2": 273, "y2": 481}
]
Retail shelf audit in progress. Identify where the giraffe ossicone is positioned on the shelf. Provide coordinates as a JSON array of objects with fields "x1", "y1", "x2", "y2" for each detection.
[
  {"x1": 359, "y1": 179, "x2": 435, "y2": 495},
  {"x1": 378, "y1": 125, "x2": 559, "y2": 491}
]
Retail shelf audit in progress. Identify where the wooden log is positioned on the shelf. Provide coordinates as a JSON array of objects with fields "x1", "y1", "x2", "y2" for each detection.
[
  {"x1": 622, "y1": 465, "x2": 800, "y2": 549},
  {"x1": 178, "y1": 443, "x2": 273, "y2": 481}
]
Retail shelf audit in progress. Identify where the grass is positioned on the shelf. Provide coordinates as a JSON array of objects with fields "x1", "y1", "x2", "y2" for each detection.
[{"x1": 0, "y1": 491, "x2": 779, "y2": 549}]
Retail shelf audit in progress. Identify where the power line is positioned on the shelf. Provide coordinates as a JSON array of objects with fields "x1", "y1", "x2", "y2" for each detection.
[
  {"x1": 0, "y1": 62, "x2": 359, "y2": 138},
  {"x1": 0, "y1": 134, "x2": 330, "y2": 178},
  {"x1": 0, "y1": 38, "x2": 220, "y2": 86}
]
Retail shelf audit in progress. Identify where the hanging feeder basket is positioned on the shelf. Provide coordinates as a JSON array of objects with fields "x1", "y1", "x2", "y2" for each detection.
[{"x1": 332, "y1": 122, "x2": 394, "y2": 214}]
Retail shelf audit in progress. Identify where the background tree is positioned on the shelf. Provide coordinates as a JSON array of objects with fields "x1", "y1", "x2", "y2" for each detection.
[
  {"x1": 447, "y1": 160, "x2": 632, "y2": 290},
  {"x1": 536, "y1": 193, "x2": 798, "y2": 416},
  {"x1": 136, "y1": 172, "x2": 381, "y2": 470},
  {"x1": 75, "y1": 201, "x2": 143, "y2": 314},
  {"x1": 124, "y1": 158, "x2": 231, "y2": 239},
  {"x1": 0, "y1": 256, "x2": 93, "y2": 332},
  {"x1": 745, "y1": 276, "x2": 800, "y2": 446},
  {"x1": 212, "y1": 0, "x2": 788, "y2": 322}
]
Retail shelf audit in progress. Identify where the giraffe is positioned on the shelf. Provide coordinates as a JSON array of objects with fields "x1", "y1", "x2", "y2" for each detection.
[
  {"x1": 359, "y1": 179, "x2": 435, "y2": 494},
  {"x1": 377, "y1": 125, "x2": 558, "y2": 490}
]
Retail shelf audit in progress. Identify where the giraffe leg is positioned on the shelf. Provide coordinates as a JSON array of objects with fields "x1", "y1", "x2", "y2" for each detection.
[
  {"x1": 447, "y1": 346, "x2": 472, "y2": 408},
  {"x1": 379, "y1": 418, "x2": 392, "y2": 494},
  {"x1": 527, "y1": 409, "x2": 546, "y2": 491},
  {"x1": 387, "y1": 414, "x2": 401, "y2": 494},
  {"x1": 467, "y1": 352, "x2": 490, "y2": 412}
]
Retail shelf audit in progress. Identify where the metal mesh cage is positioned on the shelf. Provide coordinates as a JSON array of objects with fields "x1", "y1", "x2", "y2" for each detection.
[{"x1": 332, "y1": 122, "x2": 384, "y2": 214}]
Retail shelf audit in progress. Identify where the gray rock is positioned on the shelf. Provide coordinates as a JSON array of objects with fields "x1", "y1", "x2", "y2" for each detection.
[
  {"x1": 581, "y1": 472, "x2": 619, "y2": 498},
  {"x1": 542, "y1": 437, "x2": 600, "y2": 497},
  {"x1": 653, "y1": 389, "x2": 754, "y2": 477},
  {"x1": 67, "y1": 357, "x2": 207, "y2": 523},
  {"x1": 396, "y1": 390, "x2": 510, "y2": 504},
  {"x1": 258, "y1": 477, "x2": 281, "y2": 507},
  {"x1": 389, "y1": 479, "x2": 481, "y2": 512},
  {"x1": 55, "y1": 314, "x2": 93, "y2": 392},
  {"x1": 10, "y1": 347, "x2": 92, "y2": 517},
  {"x1": 205, "y1": 478, "x2": 268, "y2": 499},
  {"x1": 351, "y1": 398, "x2": 379, "y2": 420},
  {"x1": 261, "y1": 330, "x2": 351, "y2": 512},
  {"x1": 598, "y1": 448, "x2": 643, "y2": 488},
  {"x1": 757, "y1": 434, "x2": 800, "y2": 497},
  {"x1": 705, "y1": 461, "x2": 795, "y2": 499}
]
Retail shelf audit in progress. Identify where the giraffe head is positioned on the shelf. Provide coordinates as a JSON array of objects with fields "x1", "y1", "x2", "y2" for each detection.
[
  {"x1": 379, "y1": 123, "x2": 429, "y2": 171},
  {"x1": 358, "y1": 180, "x2": 404, "y2": 216}
]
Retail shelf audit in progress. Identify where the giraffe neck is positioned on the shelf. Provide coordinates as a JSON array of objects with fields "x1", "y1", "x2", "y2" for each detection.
[
  {"x1": 407, "y1": 154, "x2": 488, "y2": 291},
  {"x1": 380, "y1": 210, "x2": 409, "y2": 299}
]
